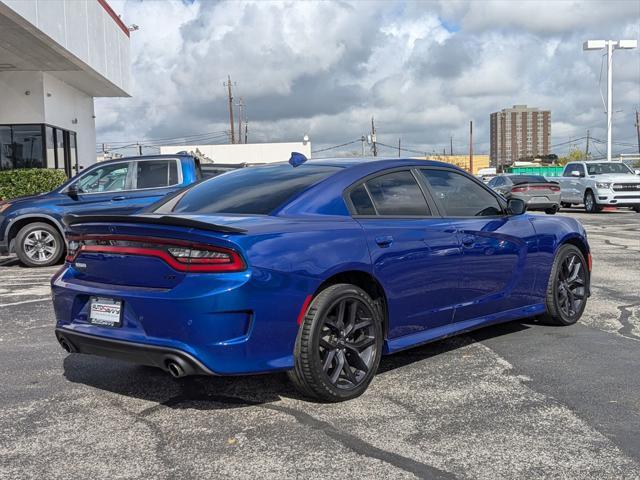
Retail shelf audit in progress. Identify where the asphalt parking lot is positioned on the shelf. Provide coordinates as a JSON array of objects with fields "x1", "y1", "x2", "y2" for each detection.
[{"x1": 0, "y1": 209, "x2": 638, "y2": 479}]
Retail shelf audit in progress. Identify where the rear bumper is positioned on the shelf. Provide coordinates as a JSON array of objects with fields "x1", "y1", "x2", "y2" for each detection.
[
  {"x1": 55, "y1": 328, "x2": 216, "y2": 376},
  {"x1": 509, "y1": 193, "x2": 560, "y2": 210}
]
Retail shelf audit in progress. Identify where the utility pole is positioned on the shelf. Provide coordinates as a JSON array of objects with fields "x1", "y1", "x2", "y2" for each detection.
[
  {"x1": 361, "y1": 136, "x2": 366, "y2": 157},
  {"x1": 236, "y1": 97, "x2": 245, "y2": 144},
  {"x1": 583, "y1": 39, "x2": 638, "y2": 160},
  {"x1": 224, "y1": 75, "x2": 235, "y2": 144},
  {"x1": 450, "y1": 136, "x2": 453, "y2": 156},
  {"x1": 398, "y1": 138, "x2": 401, "y2": 157},
  {"x1": 469, "y1": 120, "x2": 474, "y2": 174},
  {"x1": 636, "y1": 110, "x2": 640, "y2": 155},
  {"x1": 585, "y1": 129, "x2": 590, "y2": 159},
  {"x1": 137, "y1": 143, "x2": 142, "y2": 156},
  {"x1": 371, "y1": 117, "x2": 377, "y2": 157},
  {"x1": 244, "y1": 120, "x2": 248, "y2": 144}
]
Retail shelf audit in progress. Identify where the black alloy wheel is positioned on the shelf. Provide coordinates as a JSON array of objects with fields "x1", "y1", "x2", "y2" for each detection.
[
  {"x1": 289, "y1": 284, "x2": 383, "y2": 402},
  {"x1": 541, "y1": 244, "x2": 588, "y2": 326}
]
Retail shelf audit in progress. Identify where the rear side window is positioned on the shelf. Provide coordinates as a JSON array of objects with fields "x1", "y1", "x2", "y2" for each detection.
[
  {"x1": 159, "y1": 164, "x2": 340, "y2": 215},
  {"x1": 349, "y1": 185, "x2": 376, "y2": 215},
  {"x1": 364, "y1": 171, "x2": 430, "y2": 216},
  {"x1": 420, "y1": 169, "x2": 503, "y2": 217},
  {"x1": 136, "y1": 160, "x2": 179, "y2": 189}
]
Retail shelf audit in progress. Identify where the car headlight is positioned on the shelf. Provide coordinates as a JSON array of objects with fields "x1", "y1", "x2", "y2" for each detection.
[
  {"x1": 0, "y1": 202, "x2": 12, "y2": 213},
  {"x1": 596, "y1": 182, "x2": 612, "y2": 189}
]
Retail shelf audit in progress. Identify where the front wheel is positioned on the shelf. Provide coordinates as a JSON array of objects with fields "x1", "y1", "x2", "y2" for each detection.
[
  {"x1": 15, "y1": 222, "x2": 64, "y2": 267},
  {"x1": 540, "y1": 244, "x2": 588, "y2": 326},
  {"x1": 632, "y1": 206, "x2": 640, "y2": 213},
  {"x1": 584, "y1": 191, "x2": 602, "y2": 213},
  {"x1": 288, "y1": 284, "x2": 383, "y2": 402},
  {"x1": 545, "y1": 206, "x2": 558, "y2": 215}
]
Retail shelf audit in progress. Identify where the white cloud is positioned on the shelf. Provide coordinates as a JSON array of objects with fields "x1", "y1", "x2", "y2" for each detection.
[{"x1": 96, "y1": 0, "x2": 640, "y2": 158}]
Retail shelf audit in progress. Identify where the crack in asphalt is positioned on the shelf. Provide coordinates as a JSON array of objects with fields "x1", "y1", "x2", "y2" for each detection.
[
  {"x1": 617, "y1": 303, "x2": 640, "y2": 342},
  {"x1": 104, "y1": 396, "x2": 174, "y2": 478},
  {"x1": 602, "y1": 239, "x2": 640, "y2": 253},
  {"x1": 137, "y1": 381, "x2": 455, "y2": 480}
]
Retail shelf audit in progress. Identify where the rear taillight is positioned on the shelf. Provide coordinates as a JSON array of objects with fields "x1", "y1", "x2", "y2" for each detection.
[
  {"x1": 65, "y1": 235, "x2": 245, "y2": 273},
  {"x1": 512, "y1": 184, "x2": 560, "y2": 193}
]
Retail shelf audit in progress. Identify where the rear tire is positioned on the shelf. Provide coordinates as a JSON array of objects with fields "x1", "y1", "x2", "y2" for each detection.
[
  {"x1": 288, "y1": 284, "x2": 383, "y2": 402},
  {"x1": 15, "y1": 222, "x2": 64, "y2": 267},
  {"x1": 632, "y1": 206, "x2": 640, "y2": 213},
  {"x1": 540, "y1": 244, "x2": 588, "y2": 326},
  {"x1": 545, "y1": 206, "x2": 558, "y2": 215},
  {"x1": 584, "y1": 191, "x2": 602, "y2": 213}
]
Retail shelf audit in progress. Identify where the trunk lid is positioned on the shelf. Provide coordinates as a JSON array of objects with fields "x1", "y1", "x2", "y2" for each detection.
[{"x1": 63, "y1": 214, "x2": 259, "y2": 289}]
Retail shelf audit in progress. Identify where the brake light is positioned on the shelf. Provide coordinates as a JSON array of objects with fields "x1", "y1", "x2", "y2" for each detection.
[
  {"x1": 512, "y1": 184, "x2": 559, "y2": 193},
  {"x1": 65, "y1": 235, "x2": 245, "y2": 273}
]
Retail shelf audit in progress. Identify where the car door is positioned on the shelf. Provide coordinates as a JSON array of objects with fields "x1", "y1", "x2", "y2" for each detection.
[
  {"x1": 57, "y1": 160, "x2": 141, "y2": 215},
  {"x1": 419, "y1": 168, "x2": 538, "y2": 324},
  {"x1": 346, "y1": 169, "x2": 461, "y2": 338},
  {"x1": 117, "y1": 158, "x2": 185, "y2": 211},
  {"x1": 562, "y1": 163, "x2": 585, "y2": 203}
]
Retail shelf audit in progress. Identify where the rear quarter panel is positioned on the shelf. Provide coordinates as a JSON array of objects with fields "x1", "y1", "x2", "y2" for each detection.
[{"x1": 528, "y1": 215, "x2": 589, "y2": 298}]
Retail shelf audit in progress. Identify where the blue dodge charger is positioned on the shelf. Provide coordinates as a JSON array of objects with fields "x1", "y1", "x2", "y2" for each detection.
[{"x1": 52, "y1": 157, "x2": 591, "y2": 401}]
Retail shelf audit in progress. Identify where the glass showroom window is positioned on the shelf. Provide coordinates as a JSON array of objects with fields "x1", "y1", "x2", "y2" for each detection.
[{"x1": 0, "y1": 124, "x2": 78, "y2": 176}]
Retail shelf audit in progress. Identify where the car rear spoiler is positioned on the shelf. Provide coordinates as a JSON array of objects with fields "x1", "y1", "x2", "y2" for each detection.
[{"x1": 62, "y1": 214, "x2": 246, "y2": 234}]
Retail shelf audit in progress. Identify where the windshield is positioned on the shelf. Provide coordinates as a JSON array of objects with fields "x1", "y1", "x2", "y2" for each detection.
[
  {"x1": 509, "y1": 175, "x2": 548, "y2": 184},
  {"x1": 586, "y1": 163, "x2": 633, "y2": 175},
  {"x1": 153, "y1": 163, "x2": 340, "y2": 215}
]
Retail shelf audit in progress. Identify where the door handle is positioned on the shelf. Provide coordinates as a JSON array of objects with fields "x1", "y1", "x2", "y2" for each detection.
[
  {"x1": 461, "y1": 235, "x2": 475, "y2": 247},
  {"x1": 375, "y1": 235, "x2": 394, "y2": 248},
  {"x1": 112, "y1": 196, "x2": 126, "y2": 201}
]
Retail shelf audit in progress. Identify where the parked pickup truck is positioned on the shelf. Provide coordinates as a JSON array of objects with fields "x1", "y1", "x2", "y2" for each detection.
[
  {"x1": 0, "y1": 154, "x2": 214, "y2": 267},
  {"x1": 556, "y1": 161, "x2": 640, "y2": 213}
]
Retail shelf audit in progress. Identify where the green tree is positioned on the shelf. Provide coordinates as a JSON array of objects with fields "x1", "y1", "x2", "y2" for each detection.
[{"x1": 558, "y1": 148, "x2": 587, "y2": 166}]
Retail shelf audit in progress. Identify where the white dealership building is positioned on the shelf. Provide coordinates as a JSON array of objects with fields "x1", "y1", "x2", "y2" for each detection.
[{"x1": 0, "y1": 0, "x2": 130, "y2": 177}]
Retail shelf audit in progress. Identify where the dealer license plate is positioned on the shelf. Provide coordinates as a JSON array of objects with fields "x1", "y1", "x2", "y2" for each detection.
[{"x1": 89, "y1": 297, "x2": 122, "y2": 327}]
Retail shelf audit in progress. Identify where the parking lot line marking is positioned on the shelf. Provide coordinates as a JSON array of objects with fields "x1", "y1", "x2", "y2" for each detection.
[{"x1": 0, "y1": 298, "x2": 49, "y2": 307}]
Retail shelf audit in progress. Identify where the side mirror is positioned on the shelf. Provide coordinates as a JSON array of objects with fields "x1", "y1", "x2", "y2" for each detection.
[
  {"x1": 508, "y1": 198, "x2": 527, "y2": 215},
  {"x1": 570, "y1": 170, "x2": 581, "y2": 177},
  {"x1": 67, "y1": 184, "x2": 79, "y2": 199},
  {"x1": 635, "y1": 169, "x2": 640, "y2": 176}
]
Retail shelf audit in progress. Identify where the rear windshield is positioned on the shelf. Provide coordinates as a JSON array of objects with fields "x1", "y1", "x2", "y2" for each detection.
[
  {"x1": 586, "y1": 163, "x2": 633, "y2": 175},
  {"x1": 509, "y1": 175, "x2": 548, "y2": 184},
  {"x1": 154, "y1": 163, "x2": 340, "y2": 215}
]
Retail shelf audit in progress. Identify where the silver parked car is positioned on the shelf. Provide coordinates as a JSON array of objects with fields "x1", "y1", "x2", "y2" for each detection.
[{"x1": 487, "y1": 175, "x2": 561, "y2": 214}]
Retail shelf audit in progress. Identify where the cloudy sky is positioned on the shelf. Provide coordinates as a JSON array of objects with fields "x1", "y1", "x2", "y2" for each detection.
[{"x1": 98, "y1": 0, "x2": 640, "y2": 159}]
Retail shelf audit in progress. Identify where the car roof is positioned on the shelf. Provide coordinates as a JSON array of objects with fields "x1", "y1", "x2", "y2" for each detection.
[
  {"x1": 305, "y1": 157, "x2": 460, "y2": 170},
  {"x1": 96, "y1": 153, "x2": 192, "y2": 167}
]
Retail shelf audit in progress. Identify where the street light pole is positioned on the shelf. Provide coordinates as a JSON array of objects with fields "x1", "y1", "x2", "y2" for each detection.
[{"x1": 583, "y1": 39, "x2": 638, "y2": 161}]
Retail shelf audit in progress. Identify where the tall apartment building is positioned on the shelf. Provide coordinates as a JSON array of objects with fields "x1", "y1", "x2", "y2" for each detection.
[{"x1": 490, "y1": 105, "x2": 550, "y2": 168}]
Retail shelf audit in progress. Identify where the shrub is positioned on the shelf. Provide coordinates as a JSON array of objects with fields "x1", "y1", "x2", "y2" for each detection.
[{"x1": 0, "y1": 168, "x2": 68, "y2": 201}]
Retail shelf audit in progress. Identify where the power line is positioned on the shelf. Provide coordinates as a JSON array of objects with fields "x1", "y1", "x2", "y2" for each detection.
[{"x1": 311, "y1": 139, "x2": 361, "y2": 154}]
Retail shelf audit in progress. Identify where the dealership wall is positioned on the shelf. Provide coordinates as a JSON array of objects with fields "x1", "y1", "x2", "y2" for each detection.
[
  {"x1": 161, "y1": 142, "x2": 313, "y2": 165},
  {"x1": 0, "y1": 71, "x2": 95, "y2": 168}
]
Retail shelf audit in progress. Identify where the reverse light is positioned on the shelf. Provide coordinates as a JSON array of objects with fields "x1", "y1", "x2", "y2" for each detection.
[{"x1": 65, "y1": 235, "x2": 245, "y2": 273}]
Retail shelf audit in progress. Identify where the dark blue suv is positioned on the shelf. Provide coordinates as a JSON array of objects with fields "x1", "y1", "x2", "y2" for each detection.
[{"x1": 0, "y1": 154, "x2": 202, "y2": 267}]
